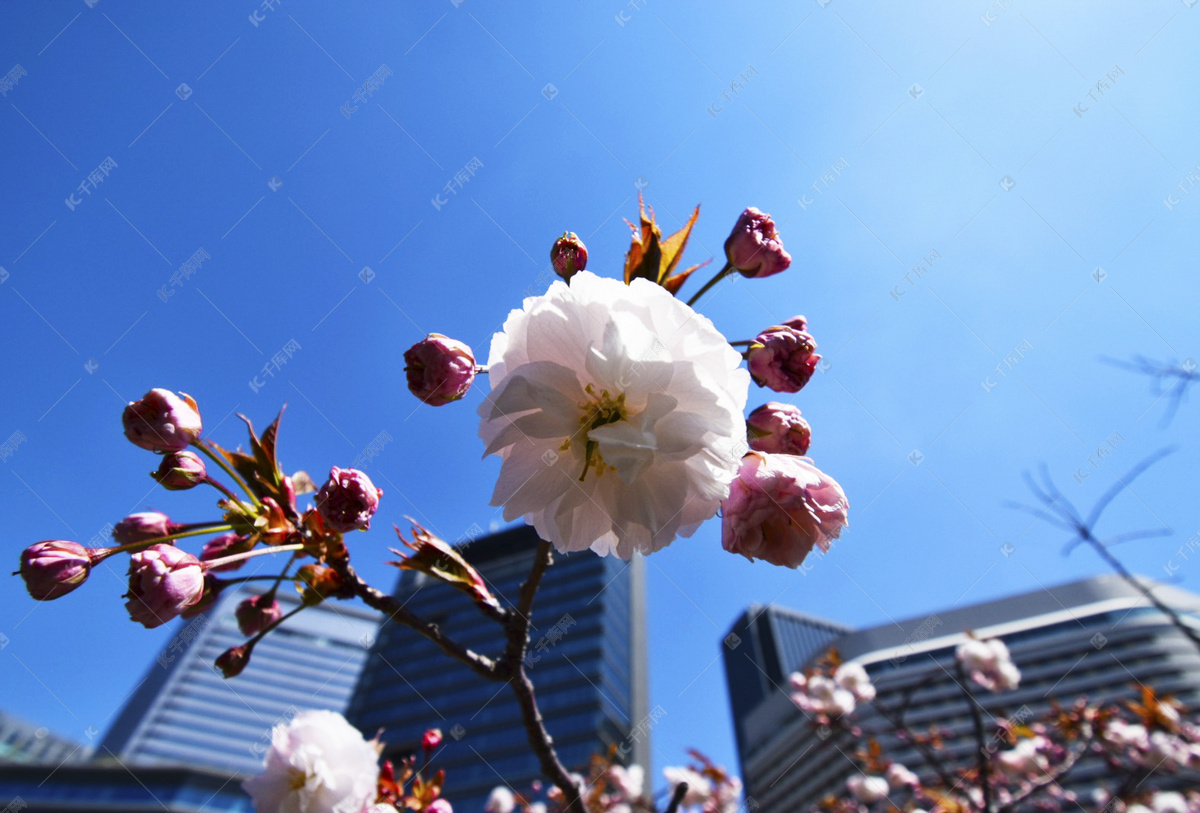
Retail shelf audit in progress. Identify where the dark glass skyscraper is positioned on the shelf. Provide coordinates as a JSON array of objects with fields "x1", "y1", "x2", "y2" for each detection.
[{"x1": 346, "y1": 524, "x2": 648, "y2": 813}]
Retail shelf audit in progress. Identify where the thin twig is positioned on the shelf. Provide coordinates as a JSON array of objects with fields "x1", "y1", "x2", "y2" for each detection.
[
  {"x1": 332, "y1": 558, "x2": 501, "y2": 681},
  {"x1": 869, "y1": 695, "x2": 961, "y2": 792},
  {"x1": 1013, "y1": 449, "x2": 1200, "y2": 658},
  {"x1": 1104, "y1": 354, "x2": 1198, "y2": 425},
  {"x1": 998, "y1": 727, "x2": 1095, "y2": 813}
]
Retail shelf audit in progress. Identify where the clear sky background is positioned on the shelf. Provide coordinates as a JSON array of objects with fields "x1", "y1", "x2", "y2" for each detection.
[{"x1": 2, "y1": 0, "x2": 1198, "y2": 795}]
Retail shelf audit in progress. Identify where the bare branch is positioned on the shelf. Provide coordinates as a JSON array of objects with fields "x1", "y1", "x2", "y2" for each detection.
[
  {"x1": 1084, "y1": 445, "x2": 1176, "y2": 529},
  {"x1": 1105, "y1": 354, "x2": 1198, "y2": 425},
  {"x1": 954, "y1": 659, "x2": 993, "y2": 813},
  {"x1": 663, "y1": 781, "x2": 688, "y2": 813},
  {"x1": 1011, "y1": 449, "x2": 1200, "y2": 657},
  {"x1": 331, "y1": 558, "x2": 502, "y2": 681},
  {"x1": 502, "y1": 540, "x2": 585, "y2": 813}
]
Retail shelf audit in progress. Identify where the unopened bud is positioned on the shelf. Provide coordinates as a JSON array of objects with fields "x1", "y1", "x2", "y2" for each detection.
[
  {"x1": 404, "y1": 334, "x2": 476, "y2": 407},
  {"x1": 215, "y1": 645, "x2": 250, "y2": 678},
  {"x1": 17, "y1": 540, "x2": 91, "y2": 601},
  {"x1": 153, "y1": 451, "x2": 207, "y2": 491},
  {"x1": 236, "y1": 594, "x2": 283, "y2": 636},
  {"x1": 122, "y1": 389, "x2": 203, "y2": 452},
  {"x1": 550, "y1": 232, "x2": 588, "y2": 281},
  {"x1": 113, "y1": 512, "x2": 176, "y2": 546}
]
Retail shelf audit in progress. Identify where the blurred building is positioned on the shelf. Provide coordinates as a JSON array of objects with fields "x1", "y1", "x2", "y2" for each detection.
[
  {"x1": 99, "y1": 582, "x2": 379, "y2": 777},
  {"x1": 723, "y1": 575, "x2": 1200, "y2": 812},
  {"x1": 0, "y1": 763, "x2": 249, "y2": 812},
  {"x1": 0, "y1": 711, "x2": 90, "y2": 765},
  {"x1": 346, "y1": 523, "x2": 648, "y2": 813}
]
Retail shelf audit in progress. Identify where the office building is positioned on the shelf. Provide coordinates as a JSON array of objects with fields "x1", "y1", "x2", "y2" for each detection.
[
  {"x1": 100, "y1": 582, "x2": 380, "y2": 777},
  {"x1": 723, "y1": 575, "x2": 1200, "y2": 811},
  {"x1": 0, "y1": 711, "x2": 90, "y2": 765},
  {"x1": 346, "y1": 523, "x2": 648, "y2": 813}
]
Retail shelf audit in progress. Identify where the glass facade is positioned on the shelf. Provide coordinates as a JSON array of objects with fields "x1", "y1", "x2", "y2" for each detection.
[
  {"x1": 346, "y1": 524, "x2": 648, "y2": 813},
  {"x1": 99, "y1": 583, "x2": 380, "y2": 777},
  {"x1": 724, "y1": 576, "x2": 1200, "y2": 813},
  {"x1": 0, "y1": 711, "x2": 90, "y2": 766},
  {"x1": 0, "y1": 763, "x2": 253, "y2": 812}
]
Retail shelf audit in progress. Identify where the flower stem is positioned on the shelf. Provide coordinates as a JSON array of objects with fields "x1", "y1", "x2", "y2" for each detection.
[
  {"x1": 91, "y1": 525, "x2": 235, "y2": 560},
  {"x1": 261, "y1": 552, "x2": 300, "y2": 602},
  {"x1": 194, "y1": 441, "x2": 261, "y2": 508},
  {"x1": 175, "y1": 520, "x2": 233, "y2": 532},
  {"x1": 685, "y1": 262, "x2": 734, "y2": 307},
  {"x1": 202, "y1": 476, "x2": 241, "y2": 504},
  {"x1": 216, "y1": 575, "x2": 301, "y2": 586},
  {"x1": 203, "y1": 543, "x2": 305, "y2": 571},
  {"x1": 234, "y1": 602, "x2": 309, "y2": 667}
]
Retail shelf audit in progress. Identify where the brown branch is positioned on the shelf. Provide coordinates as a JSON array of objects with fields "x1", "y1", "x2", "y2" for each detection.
[
  {"x1": 332, "y1": 557, "x2": 501, "y2": 681},
  {"x1": 663, "y1": 781, "x2": 688, "y2": 813},
  {"x1": 503, "y1": 540, "x2": 585, "y2": 813},
  {"x1": 955, "y1": 660, "x2": 992, "y2": 813},
  {"x1": 997, "y1": 728, "x2": 1096, "y2": 813},
  {"x1": 1087, "y1": 535, "x2": 1200, "y2": 655},
  {"x1": 338, "y1": 536, "x2": 581, "y2": 812},
  {"x1": 868, "y1": 697, "x2": 961, "y2": 792}
]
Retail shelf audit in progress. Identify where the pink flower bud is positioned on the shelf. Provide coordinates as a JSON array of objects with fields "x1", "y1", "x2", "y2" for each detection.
[
  {"x1": 722, "y1": 452, "x2": 848, "y2": 568},
  {"x1": 550, "y1": 232, "x2": 588, "y2": 281},
  {"x1": 724, "y1": 207, "x2": 791, "y2": 278},
  {"x1": 122, "y1": 389, "x2": 203, "y2": 452},
  {"x1": 423, "y1": 728, "x2": 443, "y2": 751},
  {"x1": 747, "y1": 402, "x2": 811, "y2": 455},
  {"x1": 153, "y1": 450, "x2": 207, "y2": 491},
  {"x1": 18, "y1": 540, "x2": 91, "y2": 601},
  {"x1": 181, "y1": 574, "x2": 223, "y2": 618},
  {"x1": 200, "y1": 533, "x2": 251, "y2": 572},
  {"x1": 316, "y1": 467, "x2": 383, "y2": 533},
  {"x1": 747, "y1": 325, "x2": 820, "y2": 393},
  {"x1": 404, "y1": 334, "x2": 476, "y2": 406},
  {"x1": 426, "y1": 800, "x2": 453, "y2": 813},
  {"x1": 235, "y1": 593, "x2": 283, "y2": 636},
  {"x1": 113, "y1": 511, "x2": 176, "y2": 545},
  {"x1": 781, "y1": 314, "x2": 807, "y2": 332},
  {"x1": 125, "y1": 544, "x2": 206, "y2": 628},
  {"x1": 215, "y1": 645, "x2": 250, "y2": 678}
]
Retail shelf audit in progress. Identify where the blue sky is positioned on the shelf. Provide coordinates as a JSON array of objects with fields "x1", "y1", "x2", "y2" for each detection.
[{"x1": 2, "y1": 0, "x2": 1198, "y2": 794}]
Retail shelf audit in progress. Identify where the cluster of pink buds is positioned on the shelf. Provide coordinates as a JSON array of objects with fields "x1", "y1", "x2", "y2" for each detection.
[
  {"x1": 14, "y1": 387, "x2": 388, "y2": 679},
  {"x1": 789, "y1": 661, "x2": 876, "y2": 719},
  {"x1": 678, "y1": 209, "x2": 848, "y2": 574},
  {"x1": 956, "y1": 636, "x2": 1021, "y2": 693}
]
